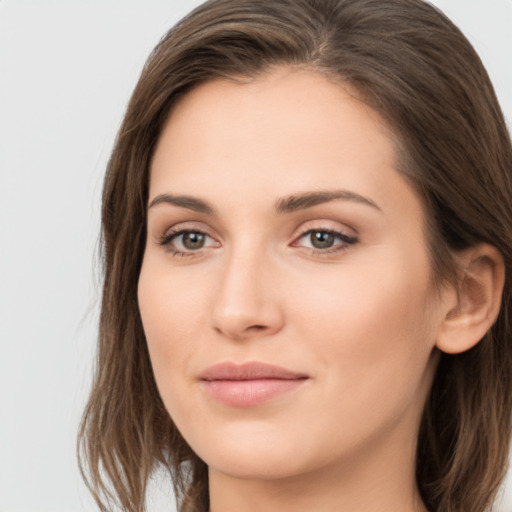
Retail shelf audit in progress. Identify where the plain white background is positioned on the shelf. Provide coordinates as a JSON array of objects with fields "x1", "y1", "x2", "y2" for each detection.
[{"x1": 1, "y1": 1, "x2": 511, "y2": 511}]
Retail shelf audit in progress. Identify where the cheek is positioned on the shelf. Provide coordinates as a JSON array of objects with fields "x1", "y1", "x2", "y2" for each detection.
[
  {"x1": 293, "y1": 236, "x2": 435, "y2": 338},
  {"x1": 137, "y1": 256, "x2": 210, "y2": 389},
  {"x1": 286, "y1": 248, "x2": 438, "y2": 408},
  {"x1": 280, "y1": 277, "x2": 437, "y2": 459}
]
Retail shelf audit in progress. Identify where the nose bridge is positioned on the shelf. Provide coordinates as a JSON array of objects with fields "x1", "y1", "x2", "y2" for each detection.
[{"x1": 211, "y1": 238, "x2": 282, "y2": 340}]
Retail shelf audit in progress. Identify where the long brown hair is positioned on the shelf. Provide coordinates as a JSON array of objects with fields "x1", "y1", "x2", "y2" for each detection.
[{"x1": 78, "y1": 1, "x2": 512, "y2": 511}]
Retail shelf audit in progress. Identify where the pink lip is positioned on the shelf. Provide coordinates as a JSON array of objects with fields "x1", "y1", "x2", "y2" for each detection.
[{"x1": 199, "y1": 362, "x2": 309, "y2": 407}]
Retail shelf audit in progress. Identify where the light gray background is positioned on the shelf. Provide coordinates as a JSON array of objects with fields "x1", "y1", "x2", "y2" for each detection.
[{"x1": 1, "y1": 1, "x2": 511, "y2": 511}]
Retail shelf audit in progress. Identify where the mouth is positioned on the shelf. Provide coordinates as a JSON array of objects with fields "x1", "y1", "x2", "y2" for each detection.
[{"x1": 199, "y1": 361, "x2": 310, "y2": 407}]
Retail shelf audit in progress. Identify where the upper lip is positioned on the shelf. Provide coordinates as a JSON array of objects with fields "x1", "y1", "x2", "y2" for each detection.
[{"x1": 199, "y1": 361, "x2": 309, "y2": 381}]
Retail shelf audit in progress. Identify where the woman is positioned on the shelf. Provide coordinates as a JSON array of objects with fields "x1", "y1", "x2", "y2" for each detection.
[{"x1": 78, "y1": 1, "x2": 512, "y2": 511}]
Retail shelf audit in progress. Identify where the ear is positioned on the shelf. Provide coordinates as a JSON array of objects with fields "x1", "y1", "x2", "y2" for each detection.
[{"x1": 436, "y1": 244, "x2": 505, "y2": 354}]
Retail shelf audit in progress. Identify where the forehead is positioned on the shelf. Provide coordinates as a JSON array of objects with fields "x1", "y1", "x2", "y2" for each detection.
[{"x1": 149, "y1": 67, "x2": 420, "y2": 222}]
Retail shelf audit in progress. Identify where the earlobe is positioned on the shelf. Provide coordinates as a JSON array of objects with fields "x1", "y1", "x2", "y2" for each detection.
[{"x1": 436, "y1": 244, "x2": 505, "y2": 355}]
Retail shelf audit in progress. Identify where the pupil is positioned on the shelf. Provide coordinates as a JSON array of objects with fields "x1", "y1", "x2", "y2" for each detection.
[
  {"x1": 311, "y1": 231, "x2": 334, "y2": 249},
  {"x1": 183, "y1": 232, "x2": 205, "y2": 250}
]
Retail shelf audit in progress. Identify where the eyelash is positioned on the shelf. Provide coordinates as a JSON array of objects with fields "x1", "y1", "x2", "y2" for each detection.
[
  {"x1": 157, "y1": 228, "x2": 215, "y2": 258},
  {"x1": 293, "y1": 229, "x2": 358, "y2": 256},
  {"x1": 157, "y1": 227, "x2": 358, "y2": 258}
]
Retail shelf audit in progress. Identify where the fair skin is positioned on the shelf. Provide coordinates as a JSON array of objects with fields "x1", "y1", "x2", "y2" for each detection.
[{"x1": 138, "y1": 67, "x2": 503, "y2": 512}]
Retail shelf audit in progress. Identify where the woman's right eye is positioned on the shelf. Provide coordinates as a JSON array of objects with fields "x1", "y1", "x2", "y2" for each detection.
[{"x1": 158, "y1": 229, "x2": 219, "y2": 256}]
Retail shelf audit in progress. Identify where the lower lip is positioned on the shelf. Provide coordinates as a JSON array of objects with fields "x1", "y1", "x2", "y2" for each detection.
[{"x1": 201, "y1": 378, "x2": 307, "y2": 407}]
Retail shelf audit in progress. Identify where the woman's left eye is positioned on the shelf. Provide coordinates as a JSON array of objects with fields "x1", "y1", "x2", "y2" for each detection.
[{"x1": 293, "y1": 229, "x2": 358, "y2": 253}]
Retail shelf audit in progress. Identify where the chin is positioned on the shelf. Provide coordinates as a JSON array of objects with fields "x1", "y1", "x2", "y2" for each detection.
[
  {"x1": 206, "y1": 451, "x2": 310, "y2": 481},
  {"x1": 193, "y1": 427, "x2": 346, "y2": 485},
  {"x1": 181, "y1": 423, "x2": 314, "y2": 480}
]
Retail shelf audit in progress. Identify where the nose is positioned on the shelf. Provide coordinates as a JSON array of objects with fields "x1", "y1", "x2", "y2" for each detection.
[{"x1": 211, "y1": 246, "x2": 285, "y2": 341}]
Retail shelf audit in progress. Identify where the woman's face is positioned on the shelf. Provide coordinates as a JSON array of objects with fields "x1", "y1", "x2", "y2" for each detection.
[{"x1": 138, "y1": 68, "x2": 447, "y2": 482}]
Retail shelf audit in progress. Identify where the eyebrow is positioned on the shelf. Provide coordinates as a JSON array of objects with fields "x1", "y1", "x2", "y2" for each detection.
[
  {"x1": 274, "y1": 190, "x2": 381, "y2": 213},
  {"x1": 148, "y1": 194, "x2": 215, "y2": 214},
  {"x1": 147, "y1": 190, "x2": 381, "y2": 215}
]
